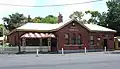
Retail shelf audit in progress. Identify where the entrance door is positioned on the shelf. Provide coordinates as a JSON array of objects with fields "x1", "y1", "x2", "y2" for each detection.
[
  {"x1": 51, "y1": 38, "x2": 57, "y2": 52},
  {"x1": 103, "y1": 39, "x2": 108, "y2": 49}
]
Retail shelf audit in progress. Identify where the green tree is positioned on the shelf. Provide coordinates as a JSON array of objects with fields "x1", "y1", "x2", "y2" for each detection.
[
  {"x1": 105, "y1": 0, "x2": 120, "y2": 35},
  {"x1": 97, "y1": 12, "x2": 107, "y2": 26},
  {"x1": 85, "y1": 0, "x2": 120, "y2": 35},
  {"x1": 85, "y1": 10, "x2": 101, "y2": 24},
  {"x1": 41, "y1": 15, "x2": 57, "y2": 24},
  {"x1": 2, "y1": 13, "x2": 26, "y2": 31},
  {"x1": 69, "y1": 11, "x2": 84, "y2": 21},
  {"x1": 0, "y1": 24, "x2": 8, "y2": 36},
  {"x1": 32, "y1": 17, "x2": 42, "y2": 23}
]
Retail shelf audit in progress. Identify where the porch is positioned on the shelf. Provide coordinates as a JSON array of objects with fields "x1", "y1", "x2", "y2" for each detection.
[{"x1": 20, "y1": 32, "x2": 57, "y2": 53}]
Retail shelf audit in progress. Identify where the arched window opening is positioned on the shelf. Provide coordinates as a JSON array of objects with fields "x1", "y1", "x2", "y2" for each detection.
[
  {"x1": 90, "y1": 36, "x2": 94, "y2": 45},
  {"x1": 77, "y1": 34, "x2": 82, "y2": 45},
  {"x1": 64, "y1": 34, "x2": 69, "y2": 45},
  {"x1": 72, "y1": 33, "x2": 76, "y2": 45}
]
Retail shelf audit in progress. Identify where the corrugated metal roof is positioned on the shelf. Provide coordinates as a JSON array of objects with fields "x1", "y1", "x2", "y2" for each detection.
[
  {"x1": 17, "y1": 23, "x2": 58, "y2": 31},
  {"x1": 84, "y1": 24, "x2": 116, "y2": 32},
  {"x1": 16, "y1": 19, "x2": 116, "y2": 32}
]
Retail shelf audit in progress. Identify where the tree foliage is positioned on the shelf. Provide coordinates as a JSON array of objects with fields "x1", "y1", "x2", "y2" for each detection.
[
  {"x1": 84, "y1": 0, "x2": 120, "y2": 35},
  {"x1": 2, "y1": 13, "x2": 26, "y2": 31},
  {"x1": 105, "y1": 0, "x2": 120, "y2": 35},
  {"x1": 40, "y1": 15, "x2": 57, "y2": 24},
  {"x1": 27, "y1": 15, "x2": 57, "y2": 24},
  {"x1": 32, "y1": 17, "x2": 42, "y2": 23},
  {"x1": 69, "y1": 11, "x2": 84, "y2": 21},
  {"x1": 0, "y1": 24, "x2": 8, "y2": 36},
  {"x1": 2, "y1": 13, "x2": 58, "y2": 32},
  {"x1": 85, "y1": 10, "x2": 101, "y2": 24}
]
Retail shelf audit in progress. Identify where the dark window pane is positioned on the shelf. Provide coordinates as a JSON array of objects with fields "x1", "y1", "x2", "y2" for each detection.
[
  {"x1": 42, "y1": 38, "x2": 48, "y2": 46},
  {"x1": 72, "y1": 34, "x2": 76, "y2": 44},
  {"x1": 76, "y1": 34, "x2": 82, "y2": 45},
  {"x1": 26, "y1": 38, "x2": 40, "y2": 46}
]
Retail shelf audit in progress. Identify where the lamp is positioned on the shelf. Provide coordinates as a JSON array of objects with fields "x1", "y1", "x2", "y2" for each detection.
[
  {"x1": 97, "y1": 37, "x2": 100, "y2": 40},
  {"x1": 72, "y1": 23, "x2": 75, "y2": 26}
]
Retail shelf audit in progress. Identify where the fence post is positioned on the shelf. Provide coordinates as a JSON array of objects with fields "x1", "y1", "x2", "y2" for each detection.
[
  {"x1": 104, "y1": 46, "x2": 106, "y2": 53},
  {"x1": 84, "y1": 47, "x2": 86, "y2": 54},
  {"x1": 62, "y1": 48, "x2": 64, "y2": 55},
  {"x1": 36, "y1": 49, "x2": 39, "y2": 57}
]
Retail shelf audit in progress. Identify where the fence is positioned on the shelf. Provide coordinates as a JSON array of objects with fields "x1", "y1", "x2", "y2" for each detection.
[
  {"x1": 0, "y1": 47, "x2": 18, "y2": 54},
  {"x1": 0, "y1": 46, "x2": 51, "y2": 54},
  {"x1": 21, "y1": 46, "x2": 51, "y2": 52}
]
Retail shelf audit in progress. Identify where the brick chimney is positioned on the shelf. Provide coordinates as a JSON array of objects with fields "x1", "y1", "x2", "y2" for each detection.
[{"x1": 58, "y1": 13, "x2": 63, "y2": 23}]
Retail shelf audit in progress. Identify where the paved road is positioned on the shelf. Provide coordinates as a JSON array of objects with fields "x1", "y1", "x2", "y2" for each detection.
[{"x1": 0, "y1": 53, "x2": 120, "y2": 69}]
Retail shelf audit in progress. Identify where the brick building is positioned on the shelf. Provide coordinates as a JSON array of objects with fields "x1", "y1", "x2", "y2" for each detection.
[{"x1": 7, "y1": 14, "x2": 116, "y2": 53}]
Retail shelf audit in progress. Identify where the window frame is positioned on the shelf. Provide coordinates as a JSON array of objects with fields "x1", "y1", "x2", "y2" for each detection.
[
  {"x1": 64, "y1": 33, "x2": 70, "y2": 45},
  {"x1": 90, "y1": 35, "x2": 94, "y2": 46},
  {"x1": 76, "y1": 34, "x2": 82, "y2": 45},
  {"x1": 71, "y1": 33, "x2": 76, "y2": 45}
]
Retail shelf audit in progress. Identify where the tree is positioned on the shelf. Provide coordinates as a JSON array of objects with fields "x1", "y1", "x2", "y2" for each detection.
[
  {"x1": 97, "y1": 12, "x2": 107, "y2": 26},
  {"x1": 105, "y1": 0, "x2": 120, "y2": 35},
  {"x1": 0, "y1": 24, "x2": 8, "y2": 36},
  {"x1": 32, "y1": 17, "x2": 42, "y2": 23},
  {"x1": 85, "y1": 10, "x2": 101, "y2": 24},
  {"x1": 69, "y1": 11, "x2": 84, "y2": 21},
  {"x1": 85, "y1": 1, "x2": 120, "y2": 36},
  {"x1": 40, "y1": 15, "x2": 57, "y2": 24},
  {"x1": 2, "y1": 13, "x2": 26, "y2": 31},
  {"x1": 31, "y1": 15, "x2": 57, "y2": 24}
]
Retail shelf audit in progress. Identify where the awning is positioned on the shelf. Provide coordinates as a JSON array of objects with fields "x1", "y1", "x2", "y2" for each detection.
[{"x1": 21, "y1": 33, "x2": 55, "y2": 38}]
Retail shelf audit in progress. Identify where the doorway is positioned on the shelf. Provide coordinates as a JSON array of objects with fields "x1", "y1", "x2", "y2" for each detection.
[
  {"x1": 51, "y1": 38, "x2": 57, "y2": 52},
  {"x1": 103, "y1": 39, "x2": 108, "y2": 50}
]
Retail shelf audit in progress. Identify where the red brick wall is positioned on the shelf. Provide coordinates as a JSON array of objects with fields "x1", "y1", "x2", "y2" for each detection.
[
  {"x1": 89, "y1": 32, "x2": 115, "y2": 50},
  {"x1": 55, "y1": 21, "x2": 115, "y2": 50},
  {"x1": 8, "y1": 31, "x2": 25, "y2": 46},
  {"x1": 55, "y1": 21, "x2": 89, "y2": 50}
]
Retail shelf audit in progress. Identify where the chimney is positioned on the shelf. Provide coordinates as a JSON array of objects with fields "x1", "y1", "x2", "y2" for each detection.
[{"x1": 58, "y1": 13, "x2": 63, "y2": 23}]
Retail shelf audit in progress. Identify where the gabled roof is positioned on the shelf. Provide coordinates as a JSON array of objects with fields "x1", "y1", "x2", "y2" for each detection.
[{"x1": 8, "y1": 19, "x2": 116, "y2": 35}]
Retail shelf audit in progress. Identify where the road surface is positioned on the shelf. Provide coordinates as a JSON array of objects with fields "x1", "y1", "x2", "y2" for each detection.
[{"x1": 0, "y1": 53, "x2": 120, "y2": 69}]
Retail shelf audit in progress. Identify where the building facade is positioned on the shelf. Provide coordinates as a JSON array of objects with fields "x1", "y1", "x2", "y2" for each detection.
[{"x1": 7, "y1": 14, "x2": 116, "y2": 53}]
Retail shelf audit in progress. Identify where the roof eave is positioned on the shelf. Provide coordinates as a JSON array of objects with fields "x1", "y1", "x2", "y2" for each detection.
[
  {"x1": 53, "y1": 19, "x2": 91, "y2": 32},
  {"x1": 90, "y1": 30, "x2": 117, "y2": 33}
]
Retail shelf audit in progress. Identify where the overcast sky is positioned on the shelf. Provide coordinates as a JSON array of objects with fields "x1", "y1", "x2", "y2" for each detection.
[{"x1": 0, "y1": 0, "x2": 108, "y2": 23}]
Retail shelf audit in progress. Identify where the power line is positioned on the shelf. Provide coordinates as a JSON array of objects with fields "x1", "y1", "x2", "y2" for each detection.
[{"x1": 0, "y1": 0, "x2": 103, "y2": 7}]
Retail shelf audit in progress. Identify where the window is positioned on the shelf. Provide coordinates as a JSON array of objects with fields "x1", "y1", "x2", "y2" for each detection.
[
  {"x1": 72, "y1": 33, "x2": 76, "y2": 44},
  {"x1": 26, "y1": 38, "x2": 40, "y2": 46},
  {"x1": 76, "y1": 34, "x2": 82, "y2": 45},
  {"x1": 42, "y1": 38, "x2": 48, "y2": 46},
  {"x1": 90, "y1": 36, "x2": 94, "y2": 45},
  {"x1": 64, "y1": 34, "x2": 69, "y2": 45}
]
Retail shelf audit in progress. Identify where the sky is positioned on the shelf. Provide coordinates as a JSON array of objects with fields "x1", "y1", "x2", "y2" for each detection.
[{"x1": 0, "y1": 0, "x2": 108, "y2": 23}]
